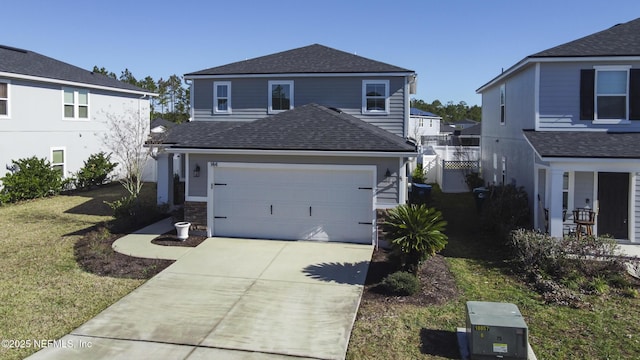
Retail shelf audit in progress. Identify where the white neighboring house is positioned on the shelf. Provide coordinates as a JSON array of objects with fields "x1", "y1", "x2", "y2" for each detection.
[
  {"x1": 413, "y1": 118, "x2": 482, "y2": 192},
  {"x1": 409, "y1": 107, "x2": 441, "y2": 143},
  {"x1": 0, "y1": 45, "x2": 154, "y2": 185}
]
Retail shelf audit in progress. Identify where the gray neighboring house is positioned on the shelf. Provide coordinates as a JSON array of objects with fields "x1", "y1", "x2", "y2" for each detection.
[
  {"x1": 0, "y1": 45, "x2": 154, "y2": 184},
  {"x1": 477, "y1": 18, "x2": 640, "y2": 242},
  {"x1": 156, "y1": 44, "x2": 418, "y2": 245}
]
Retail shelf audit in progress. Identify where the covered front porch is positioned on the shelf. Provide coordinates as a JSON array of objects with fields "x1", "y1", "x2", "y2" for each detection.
[
  {"x1": 534, "y1": 164, "x2": 639, "y2": 242},
  {"x1": 524, "y1": 130, "x2": 640, "y2": 243}
]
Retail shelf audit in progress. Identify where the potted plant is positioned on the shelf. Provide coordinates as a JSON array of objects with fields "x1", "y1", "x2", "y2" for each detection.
[{"x1": 174, "y1": 221, "x2": 191, "y2": 240}]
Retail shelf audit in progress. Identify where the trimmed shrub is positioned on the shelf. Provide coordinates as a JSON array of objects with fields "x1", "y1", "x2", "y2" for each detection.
[
  {"x1": 380, "y1": 271, "x2": 420, "y2": 296},
  {"x1": 75, "y1": 152, "x2": 118, "y2": 189},
  {"x1": 0, "y1": 156, "x2": 62, "y2": 203},
  {"x1": 411, "y1": 163, "x2": 425, "y2": 184},
  {"x1": 383, "y1": 204, "x2": 448, "y2": 273}
]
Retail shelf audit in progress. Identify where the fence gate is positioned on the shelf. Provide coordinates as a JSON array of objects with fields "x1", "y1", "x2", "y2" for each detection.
[{"x1": 441, "y1": 160, "x2": 479, "y2": 193}]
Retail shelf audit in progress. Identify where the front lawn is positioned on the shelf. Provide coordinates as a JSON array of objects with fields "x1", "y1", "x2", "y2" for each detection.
[
  {"x1": 0, "y1": 184, "x2": 164, "y2": 360},
  {"x1": 347, "y1": 188, "x2": 640, "y2": 359}
]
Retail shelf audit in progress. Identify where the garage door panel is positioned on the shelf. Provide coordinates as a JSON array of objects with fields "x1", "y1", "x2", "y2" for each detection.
[{"x1": 213, "y1": 165, "x2": 374, "y2": 243}]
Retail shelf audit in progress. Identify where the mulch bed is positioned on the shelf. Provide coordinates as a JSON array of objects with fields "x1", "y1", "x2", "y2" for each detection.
[
  {"x1": 151, "y1": 229, "x2": 207, "y2": 247},
  {"x1": 75, "y1": 221, "x2": 459, "y2": 304},
  {"x1": 74, "y1": 223, "x2": 204, "y2": 280},
  {"x1": 74, "y1": 225, "x2": 174, "y2": 279},
  {"x1": 362, "y1": 248, "x2": 459, "y2": 306}
]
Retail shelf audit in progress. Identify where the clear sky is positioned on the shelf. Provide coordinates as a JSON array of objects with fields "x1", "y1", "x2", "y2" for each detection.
[{"x1": 3, "y1": 0, "x2": 640, "y2": 106}]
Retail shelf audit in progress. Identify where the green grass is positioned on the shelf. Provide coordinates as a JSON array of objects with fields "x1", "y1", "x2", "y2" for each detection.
[
  {"x1": 0, "y1": 184, "x2": 156, "y2": 360},
  {"x1": 347, "y1": 186, "x2": 640, "y2": 359}
]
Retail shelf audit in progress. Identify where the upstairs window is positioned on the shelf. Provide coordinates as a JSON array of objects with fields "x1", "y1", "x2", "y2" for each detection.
[
  {"x1": 0, "y1": 81, "x2": 8, "y2": 117},
  {"x1": 595, "y1": 69, "x2": 627, "y2": 120},
  {"x1": 362, "y1": 80, "x2": 389, "y2": 114},
  {"x1": 581, "y1": 66, "x2": 640, "y2": 122},
  {"x1": 499, "y1": 84, "x2": 506, "y2": 124},
  {"x1": 214, "y1": 81, "x2": 231, "y2": 114},
  {"x1": 268, "y1": 80, "x2": 293, "y2": 114},
  {"x1": 63, "y1": 88, "x2": 89, "y2": 119}
]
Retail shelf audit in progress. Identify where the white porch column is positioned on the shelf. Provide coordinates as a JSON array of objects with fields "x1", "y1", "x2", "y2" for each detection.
[
  {"x1": 548, "y1": 168, "x2": 564, "y2": 238},
  {"x1": 156, "y1": 153, "x2": 174, "y2": 205}
]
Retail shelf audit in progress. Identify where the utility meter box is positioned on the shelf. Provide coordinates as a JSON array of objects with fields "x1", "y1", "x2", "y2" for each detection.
[{"x1": 466, "y1": 301, "x2": 528, "y2": 359}]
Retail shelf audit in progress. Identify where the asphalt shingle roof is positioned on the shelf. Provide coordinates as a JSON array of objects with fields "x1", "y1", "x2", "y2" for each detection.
[
  {"x1": 410, "y1": 108, "x2": 439, "y2": 117},
  {"x1": 164, "y1": 103, "x2": 416, "y2": 152},
  {"x1": 186, "y1": 44, "x2": 413, "y2": 76},
  {"x1": 0, "y1": 45, "x2": 148, "y2": 92},
  {"x1": 523, "y1": 130, "x2": 640, "y2": 159},
  {"x1": 530, "y1": 17, "x2": 640, "y2": 58}
]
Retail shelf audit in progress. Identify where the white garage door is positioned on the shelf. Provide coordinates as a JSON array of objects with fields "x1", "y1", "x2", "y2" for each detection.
[{"x1": 212, "y1": 163, "x2": 375, "y2": 243}]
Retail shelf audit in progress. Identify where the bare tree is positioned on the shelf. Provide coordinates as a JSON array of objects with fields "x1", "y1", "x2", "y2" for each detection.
[{"x1": 101, "y1": 107, "x2": 151, "y2": 199}]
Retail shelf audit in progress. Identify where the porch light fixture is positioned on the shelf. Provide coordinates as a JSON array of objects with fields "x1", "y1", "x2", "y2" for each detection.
[
  {"x1": 193, "y1": 164, "x2": 201, "y2": 178},
  {"x1": 385, "y1": 168, "x2": 391, "y2": 177}
]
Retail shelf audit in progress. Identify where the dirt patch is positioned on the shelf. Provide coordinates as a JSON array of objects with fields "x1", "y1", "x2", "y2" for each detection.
[
  {"x1": 151, "y1": 229, "x2": 207, "y2": 247},
  {"x1": 362, "y1": 248, "x2": 459, "y2": 306}
]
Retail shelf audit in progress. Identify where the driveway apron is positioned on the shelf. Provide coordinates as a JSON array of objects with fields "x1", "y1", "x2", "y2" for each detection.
[{"x1": 28, "y1": 238, "x2": 373, "y2": 360}]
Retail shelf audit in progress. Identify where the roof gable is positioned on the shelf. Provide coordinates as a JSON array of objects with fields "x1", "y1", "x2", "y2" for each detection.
[
  {"x1": 477, "y1": 17, "x2": 640, "y2": 93},
  {"x1": 186, "y1": 44, "x2": 413, "y2": 76},
  {"x1": 531, "y1": 18, "x2": 640, "y2": 58},
  {"x1": 0, "y1": 45, "x2": 148, "y2": 93},
  {"x1": 165, "y1": 103, "x2": 415, "y2": 152}
]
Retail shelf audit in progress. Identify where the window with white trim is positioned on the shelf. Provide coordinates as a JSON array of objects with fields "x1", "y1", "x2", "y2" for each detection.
[
  {"x1": 362, "y1": 80, "x2": 389, "y2": 114},
  {"x1": 63, "y1": 88, "x2": 89, "y2": 119},
  {"x1": 595, "y1": 67, "x2": 628, "y2": 120},
  {"x1": 214, "y1": 81, "x2": 231, "y2": 114},
  {"x1": 268, "y1": 80, "x2": 293, "y2": 114},
  {"x1": 0, "y1": 80, "x2": 9, "y2": 117},
  {"x1": 581, "y1": 66, "x2": 640, "y2": 122},
  {"x1": 499, "y1": 84, "x2": 506, "y2": 124},
  {"x1": 51, "y1": 148, "x2": 65, "y2": 177}
]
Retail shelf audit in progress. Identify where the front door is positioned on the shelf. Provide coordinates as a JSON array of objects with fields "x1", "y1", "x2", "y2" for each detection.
[{"x1": 597, "y1": 172, "x2": 629, "y2": 239}]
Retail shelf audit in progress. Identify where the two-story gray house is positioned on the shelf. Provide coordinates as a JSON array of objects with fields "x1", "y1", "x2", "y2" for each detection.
[
  {"x1": 477, "y1": 18, "x2": 640, "y2": 242},
  {"x1": 156, "y1": 44, "x2": 417, "y2": 245},
  {"x1": 0, "y1": 45, "x2": 153, "y2": 184}
]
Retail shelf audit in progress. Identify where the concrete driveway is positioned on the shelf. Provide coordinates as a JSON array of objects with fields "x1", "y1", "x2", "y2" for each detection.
[{"x1": 29, "y1": 238, "x2": 373, "y2": 360}]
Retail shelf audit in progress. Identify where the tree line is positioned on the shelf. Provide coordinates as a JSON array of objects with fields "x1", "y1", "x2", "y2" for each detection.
[
  {"x1": 93, "y1": 67, "x2": 190, "y2": 123},
  {"x1": 411, "y1": 99, "x2": 481, "y2": 122}
]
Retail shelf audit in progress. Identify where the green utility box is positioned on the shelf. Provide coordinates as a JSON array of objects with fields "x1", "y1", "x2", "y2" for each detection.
[{"x1": 466, "y1": 301, "x2": 528, "y2": 359}]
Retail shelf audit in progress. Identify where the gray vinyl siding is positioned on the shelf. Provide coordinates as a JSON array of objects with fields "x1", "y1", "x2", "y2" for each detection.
[
  {"x1": 191, "y1": 76, "x2": 406, "y2": 137},
  {"x1": 186, "y1": 153, "x2": 400, "y2": 207},
  {"x1": 635, "y1": 172, "x2": 640, "y2": 242},
  {"x1": 574, "y1": 171, "x2": 594, "y2": 209},
  {"x1": 538, "y1": 61, "x2": 640, "y2": 130},
  {"x1": 480, "y1": 66, "x2": 536, "y2": 202},
  {"x1": 0, "y1": 77, "x2": 149, "y2": 182}
]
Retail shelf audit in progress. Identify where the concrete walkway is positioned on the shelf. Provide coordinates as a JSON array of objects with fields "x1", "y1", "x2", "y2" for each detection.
[
  {"x1": 617, "y1": 243, "x2": 640, "y2": 258},
  {"x1": 111, "y1": 217, "x2": 195, "y2": 260},
  {"x1": 29, "y1": 235, "x2": 373, "y2": 360}
]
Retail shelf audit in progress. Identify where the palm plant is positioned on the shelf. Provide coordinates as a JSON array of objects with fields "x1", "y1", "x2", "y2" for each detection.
[{"x1": 383, "y1": 204, "x2": 448, "y2": 273}]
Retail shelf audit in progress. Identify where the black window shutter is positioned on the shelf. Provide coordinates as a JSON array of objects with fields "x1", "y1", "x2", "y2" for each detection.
[
  {"x1": 630, "y1": 69, "x2": 640, "y2": 120},
  {"x1": 580, "y1": 69, "x2": 595, "y2": 120}
]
